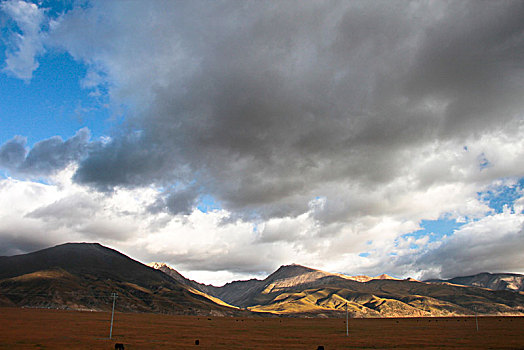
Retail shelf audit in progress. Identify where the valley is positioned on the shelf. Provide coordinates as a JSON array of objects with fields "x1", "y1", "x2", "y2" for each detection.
[{"x1": 1, "y1": 307, "x2": 523, "y2": 349}]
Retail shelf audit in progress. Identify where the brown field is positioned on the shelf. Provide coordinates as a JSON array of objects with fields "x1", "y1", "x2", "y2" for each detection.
[{"x1": 1, "y1": 308, "x2": 524, "y2": 349}]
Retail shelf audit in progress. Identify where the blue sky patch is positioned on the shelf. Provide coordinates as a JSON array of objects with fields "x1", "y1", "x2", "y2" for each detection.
[
  {"x1": 405, "y1": 178, "x2": 523, "y2": 241},
  {"x1": 479, "y1": 178, "x2": 524, "y2": 214},
  {"x1": 0, "y1": 51, "x2": 111, "y2": 145},
  {"x1": 197, "y1": 194, "x2": 221, "y2": 213},
  {"x1": 408, "y1": 216, "x2": 464, "y2": 242}
]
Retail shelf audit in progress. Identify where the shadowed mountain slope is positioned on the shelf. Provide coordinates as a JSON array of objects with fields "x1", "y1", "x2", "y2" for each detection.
[
  {"x1": 0, "y1": 243, "x2": 244, "y2": 316},
  {"x1": 426, "y1": 272, "x2": 524, "y2": 292},
  {"x1": 1, "y1": 243, "x2": 171, "y2": 284}
]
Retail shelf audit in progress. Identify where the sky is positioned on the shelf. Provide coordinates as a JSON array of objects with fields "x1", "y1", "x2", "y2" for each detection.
[{"x1": 0, "y1": 0, "x2": 523, "y2": 286}]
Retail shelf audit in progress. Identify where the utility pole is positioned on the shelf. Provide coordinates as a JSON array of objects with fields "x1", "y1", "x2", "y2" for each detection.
[
  {"x1": 475, "y1": 307, "x2": 479, "y2": 332},
  {"x1": 346, "y1": 302, "x2": 349, "y2": 337},
  {"x1": 109, "y1": 292, "x2": 118, "y2": 339}
]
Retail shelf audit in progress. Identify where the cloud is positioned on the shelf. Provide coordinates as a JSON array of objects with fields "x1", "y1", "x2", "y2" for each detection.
[
  {"x1": 147, "y1": 185, "x2": 200, "y2": 216},
  {"x1": 71, "y1": 131, "x2": 175, "y2": 191},
  {"x1": 1, "y1": 167, "x2": 523, "y2": 285},
  {"x1": 404, "y1": 1, "x2": 524, "y2": 138},
  {"x1": 0, "y1": 135, "x2": 26, "y2": 168},
  {"x1": 1, "y1": 1, "x2": 524, "y2": 283},
  {"x1": 27, "y1": 192, "x2": 100, "y2": 225},
  {"x1": 42, "y1": 1, "x2": 522, "y2": 221},
  {"x1": 1, "y1": 0, "x2": 46, "y2": 80},
  {"x1": 0, "y1": 168, "x2": 153, "y2": 254},
  {"x1": 0, "y1": 128, "x2": 92, "y2": 177},
  {"x1": 415, "y1": 204, "x2": 524, "y2": 280},
  {"x1": 0, "y1": 170, "x2": 297, "y2": 283}
]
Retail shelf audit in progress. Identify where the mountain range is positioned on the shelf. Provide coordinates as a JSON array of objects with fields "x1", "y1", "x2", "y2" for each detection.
[
  {"x1": 0, "y1": 243, "x2": 243, "y2": 316},
  {"x1": 2, "y1": 243, "x2": 524, "y2": 317},
  {"x1": 426, "y1": 273, "x2": 524, "y2": 292},
  {"x1": 153, "y1": 262, "x2": 524, "y2": 317}
]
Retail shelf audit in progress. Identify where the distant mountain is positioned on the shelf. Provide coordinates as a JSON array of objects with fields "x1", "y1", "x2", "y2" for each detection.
[
  {"x1": 214, "y1": 264, "x2": 397, "y2": 308},
  {"x1": 148, "y1": 262, "x2": 259, "y2": 307},
  {"x1": 148, "y1": 262, "x2": 213, "y2": 292},
  {"x1": 238, "y1": 266, "x2": 524, "y2": 317},
  {"x1": 146, "y1": 262, "x2": 236, "y2": 308},
  {"x1": 152, "y1": 263, "x2": 397, "y2": 309},
  {"x1": 426, "y1": 272, "x2": 524, "y2": 292},
  {"x1": 0, "y1": 243, "x2": 243, "y2": 316},
  {"x1": 150, "y1": 263, "x2": 524, "y2": 317}
]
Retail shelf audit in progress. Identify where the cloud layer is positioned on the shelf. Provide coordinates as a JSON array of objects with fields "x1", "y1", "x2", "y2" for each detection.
[{"x1": 1, "y1": 0, "x2": 523, "y2": 283}]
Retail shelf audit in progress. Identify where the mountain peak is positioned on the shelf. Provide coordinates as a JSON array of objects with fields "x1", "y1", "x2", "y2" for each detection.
[
  {"x1": 0, "y1": 241, "x2": 163, "y2": 283},
  {"x1": 376, "y1": 273, "x2": 397, "y2": 280},
  {"x1": 52, "y1": 242, "x2": 104, "y2": 250},
  {"x1": 148, "y1": 262, "x2": 170, "y2": 270},
  {"x1": 267, "y1": 264, "x2": 321, "y2": 281},
  {"x1": 276, "y1": 263, "x2": 317, "y2": 273},
  {"x1": 257, "y1": 264, "x2": 337, "y2": 295},
  {"x1": 148, "y1": 262, "x2": 188, "y2": 283}
]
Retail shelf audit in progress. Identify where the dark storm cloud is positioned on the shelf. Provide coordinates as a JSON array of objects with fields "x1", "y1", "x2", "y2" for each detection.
[
  {"x1": 0, "y1": 128, "x2": 91, "y2": 176},
  {"x1": 148, "y1": 185, "x2": 199, "y2": 215},
  {"x1": 72, "y1": 131, "x2": 176, "y2": 191},
  {"x1": 404, "y1": 1, "x2": 524, "y2": 137},
  {"x1": 55, "y1": 0, "x2": 524, "y2": 220}
]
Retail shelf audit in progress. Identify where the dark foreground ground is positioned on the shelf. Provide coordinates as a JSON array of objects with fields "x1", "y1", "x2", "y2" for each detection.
[{"x1": 1, "y1": 307, "x2": 524, "y2": 349}]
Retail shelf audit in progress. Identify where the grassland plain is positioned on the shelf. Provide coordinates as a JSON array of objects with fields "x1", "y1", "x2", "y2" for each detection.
[{"x1": 1, "y1": 308, "x2": 524, "y2": 349}]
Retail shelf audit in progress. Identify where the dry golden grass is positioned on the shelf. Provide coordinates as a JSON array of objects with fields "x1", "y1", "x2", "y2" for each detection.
[
  {"x1": 1, "y1": 307, "x2": 524, "y2": 349},
  {"x1": 10, "y1": 269, "x2": 74, "y2": 282}
]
